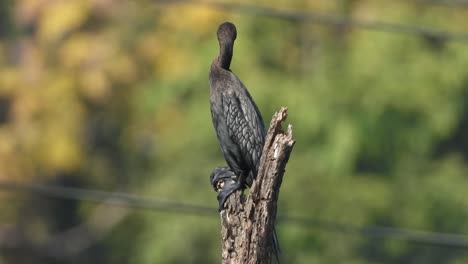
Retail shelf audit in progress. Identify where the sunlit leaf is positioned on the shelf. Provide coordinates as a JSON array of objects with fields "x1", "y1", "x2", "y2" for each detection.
[{"x1": 38, "y1": 0, "x2": 90, "y2": 43}]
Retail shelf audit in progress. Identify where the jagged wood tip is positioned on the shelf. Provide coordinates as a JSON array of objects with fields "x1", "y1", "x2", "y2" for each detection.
[{"x1": 218, "y1": 106, "x2": 295, "y2": 264}]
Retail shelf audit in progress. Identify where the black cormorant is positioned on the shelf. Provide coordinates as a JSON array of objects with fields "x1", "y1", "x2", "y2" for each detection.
[
  {"x1": 209, "y1": 22, "x2": 266, "y2": 208},
  {"x1": 209, "y1": 22, "x2": 280, "y2": 263}
]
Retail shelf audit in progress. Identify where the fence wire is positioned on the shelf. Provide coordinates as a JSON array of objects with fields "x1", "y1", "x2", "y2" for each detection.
[{"x1": 1, "y1": 180, "x2": 468, "y2": 248}]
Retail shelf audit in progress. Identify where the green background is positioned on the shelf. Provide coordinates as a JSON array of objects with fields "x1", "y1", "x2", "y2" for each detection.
[{"x1": 0, "y1": 0, "x2": 467, "y2": 263}]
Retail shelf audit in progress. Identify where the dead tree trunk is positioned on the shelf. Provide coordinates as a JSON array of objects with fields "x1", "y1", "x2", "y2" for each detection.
[{"x1": 219, "y1": 107, "x2": 295, "y2": 264}]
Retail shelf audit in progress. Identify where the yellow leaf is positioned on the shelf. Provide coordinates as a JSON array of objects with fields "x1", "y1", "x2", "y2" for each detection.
[
  {"x1": 106, "y1": 54, "x2": 137, "y2": 84},
  {"x1": 159, "y1": 5, "x2": 222, "y2": 34},
  {"x1": 41, "y1": 130, "x2": 82, "y2": 171},
  {"x1": 136, "y1": 34, "x2": 162, "y2": 63},
  {"x1": 80, "y1": 69, "x2": 111, "y2": 103},
  {"x1": 60, "y1": 33, "x2": 116, "y2": 69},
  {"x1": 38, "y1": 0, "x2": 90, "y2": 43},
  {"x1": 0, "y1": 68, "x2": 21, "y2": 93},
  {"x1": 59, "y1": 33, "x2": 92, "y2": 69}
]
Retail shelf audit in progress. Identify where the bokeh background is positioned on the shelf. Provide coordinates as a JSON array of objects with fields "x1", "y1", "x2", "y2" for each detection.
[{"x1": 1, "y1": 0, "x2": 468, "y2": 263}]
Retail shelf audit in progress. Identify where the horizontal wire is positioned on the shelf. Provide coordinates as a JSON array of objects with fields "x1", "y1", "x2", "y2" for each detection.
[
  {"x1": 154, "y1": 0, "x2": 468, "y2": 43},
  {"x1": 415, "y1": 0, "x2": 468, "y2": 8},
  {"x1": 1, "y1": 0, "x2": 467, "y2": 253},
  {"x1": 0, "y1": 181, "x2": 217, "y2": 216},
  {"x1": 2, "y1": 2, "x2": 468, "y2": 248},
  {"x1": 1, "y1": 180, "x2": 468, "y2": 248}
]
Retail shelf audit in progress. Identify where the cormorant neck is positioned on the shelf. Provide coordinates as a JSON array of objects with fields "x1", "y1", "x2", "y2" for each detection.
[{"x1": 217, "y1": 41, "x2": 234, "y2": 70}]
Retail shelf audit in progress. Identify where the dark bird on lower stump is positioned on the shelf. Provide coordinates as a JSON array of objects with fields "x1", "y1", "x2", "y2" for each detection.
[
  {"x1": 209, "y1": 22, "x2": 281, "y2": 264},
  {"x1": 209, "y1": 22, "x2": 266, "y2": 209}
]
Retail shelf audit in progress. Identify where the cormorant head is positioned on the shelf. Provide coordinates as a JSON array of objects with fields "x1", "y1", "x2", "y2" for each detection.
[{"x1": 217, "y1": 22, "x2": 237, "y2": 46}]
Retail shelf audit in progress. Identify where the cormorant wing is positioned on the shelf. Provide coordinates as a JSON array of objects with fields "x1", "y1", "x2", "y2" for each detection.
[{"x1": 222, "y1": 79, "x2": 266, "y2": 175}]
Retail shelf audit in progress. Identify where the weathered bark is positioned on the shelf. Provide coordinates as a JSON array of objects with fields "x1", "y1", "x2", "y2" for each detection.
[{"x1": 219, "y1": 107, "x2": 295, "y2": 264}]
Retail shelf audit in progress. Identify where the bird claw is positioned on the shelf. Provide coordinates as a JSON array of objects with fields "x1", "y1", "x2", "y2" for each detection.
[
  {"x1": 210, "y1": 167, "x2": 236, "y2": 190},
  {"x1": 210, "y1": 167, "x2": 241, "y2": 210},
  {"x1": 216, "y1": 181, "x2": 242, "y2": 210}
]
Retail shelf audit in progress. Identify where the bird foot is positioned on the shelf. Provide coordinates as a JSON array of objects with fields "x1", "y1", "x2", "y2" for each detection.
[{"x1": 210, "y1": 167, "x2": 241, "y2": 210}]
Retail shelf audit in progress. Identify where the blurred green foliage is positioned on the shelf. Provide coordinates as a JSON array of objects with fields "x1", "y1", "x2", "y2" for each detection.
[{"x1": 0, "y1": 0, "x2": 468, "y2": 263}]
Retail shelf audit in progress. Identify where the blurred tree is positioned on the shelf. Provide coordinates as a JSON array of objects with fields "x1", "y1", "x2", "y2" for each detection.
[{"x1": 0, "y1": 0, "x2": 467, "y2": 263}]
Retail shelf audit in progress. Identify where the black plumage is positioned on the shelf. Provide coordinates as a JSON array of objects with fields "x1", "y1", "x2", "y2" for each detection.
[
  {"x1": 209, "y1": 22, "x2": 280, "y2": 263},
  {"x1": 209, "y1": 22, "x2": 266, "y2": 207}
]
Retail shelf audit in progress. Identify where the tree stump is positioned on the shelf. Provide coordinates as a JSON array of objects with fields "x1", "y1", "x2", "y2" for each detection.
[{"x1": 214, "y1": 107, "x2": 295, "y2": 264}]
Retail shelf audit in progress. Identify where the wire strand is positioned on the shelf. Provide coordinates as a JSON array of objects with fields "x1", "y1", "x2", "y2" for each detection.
[
  {"x1": 1, "y1": 180, "x2": 468, "y2": 248},
  {"x1": 0, "y1": 181, "x2": 216, "y2": 216},
  {"x1": 153, "y1": 0, "x2": 468, "y2": 43},
  {"x1": 416, "y1": 0, "x2": 468, "y2": 8}
]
